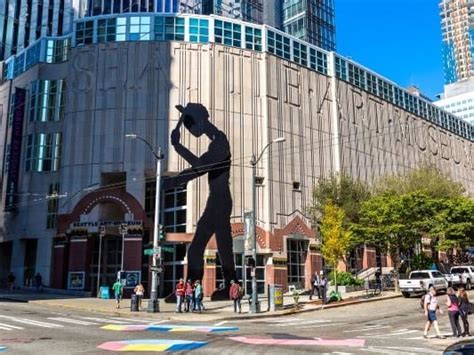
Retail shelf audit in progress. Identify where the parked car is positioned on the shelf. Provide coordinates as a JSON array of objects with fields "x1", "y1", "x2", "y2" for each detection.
[
  {"x1": 399, "y1": 270, "x2": 448, "y2": 298},
  {"x1": 444, "y1": 272, "x2": 462, "y2": 288},
  {"x1": 450, "y1": 265, "x2": 474, "y2": 290}
]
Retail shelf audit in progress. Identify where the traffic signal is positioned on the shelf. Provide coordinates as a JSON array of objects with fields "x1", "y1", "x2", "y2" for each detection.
[{"x1": 159, "y1": 224, "x2": 165, "y2": 240}]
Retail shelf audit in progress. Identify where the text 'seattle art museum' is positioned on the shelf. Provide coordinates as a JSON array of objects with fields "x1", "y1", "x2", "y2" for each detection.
[{"x1": 0, "y1": 13, "x2": 472, "y2": 297}]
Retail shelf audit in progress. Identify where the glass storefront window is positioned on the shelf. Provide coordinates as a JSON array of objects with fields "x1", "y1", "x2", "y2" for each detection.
[
  {"x1": 162, "y1": 187, "x2": 186, "y2": 233},
  {"x1": 287, "y1": 239, "x2": 308, "y2": 288}
]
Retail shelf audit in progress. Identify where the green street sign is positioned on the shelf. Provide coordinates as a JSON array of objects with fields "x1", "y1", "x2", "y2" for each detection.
[{"x1": 144, "y1": 247, "x2": 161, "y2": 256}]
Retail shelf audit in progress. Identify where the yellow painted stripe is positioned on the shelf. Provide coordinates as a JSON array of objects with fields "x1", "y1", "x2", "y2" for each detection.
[{"x1": 122, "y1": 344, "x2": 169, "y2": 351}]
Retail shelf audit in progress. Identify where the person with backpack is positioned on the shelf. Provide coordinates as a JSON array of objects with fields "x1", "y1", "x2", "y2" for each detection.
[
  {"x1": 229, "y1": 280, "x2": 243, "y2": 313},
  {"x1": 175, "y1": 278, "x2": 185, "y2": 313},
  {"x1": 457, "y1": 288, "x2": 471, "y2": 337},
  {"x1": 423, "y1": 286, "x2": 445, "y2": 339},
  {"x1": 446, "y1": 287, "x2": 462, "y2": 337}
]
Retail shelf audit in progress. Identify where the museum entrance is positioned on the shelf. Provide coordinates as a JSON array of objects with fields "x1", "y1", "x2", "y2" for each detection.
[{"x1": 89, "y1": 234, "x2": 123, "y2": 295}]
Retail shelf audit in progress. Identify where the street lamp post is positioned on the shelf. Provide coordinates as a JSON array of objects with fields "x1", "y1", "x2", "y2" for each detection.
[
  {"x1": 249, "y1": 136, "x2": 285, "y2": 313},
  {"x1": 125, "y1": 134, "x2": 164, "y2": 313}
]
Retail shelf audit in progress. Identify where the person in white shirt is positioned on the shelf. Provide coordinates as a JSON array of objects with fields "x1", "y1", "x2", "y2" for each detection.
[{"x1": 423, "y1": 286, "x2": 445, "y2": 339}]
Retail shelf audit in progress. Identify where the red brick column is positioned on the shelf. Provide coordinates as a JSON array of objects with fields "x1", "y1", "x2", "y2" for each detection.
[
  {"x1": 363, "y1": 246, "x2": 376, "y2": 269},
  {"x1": 202, "y1": 256, "x2": 216, "y2": 297},
  {"x1": 123, "y1": 235, "x2": 142, "y2": 271},
  {"x1": 267, "y1": 258, "x2": 288, "y2": 291},
  {"x1": 304, "y1": 252, "x2": 322, "y2": 289},
  {"x1": 51, "y1": 240, "x2": 68, "y2": 289},
  {"x1": 68, "y1": 236, "x2": 89, "y2": 272}
]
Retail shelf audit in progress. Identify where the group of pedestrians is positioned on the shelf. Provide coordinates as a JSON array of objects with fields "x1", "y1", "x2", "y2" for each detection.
[
  {"x1": 175, "y1": 279, "x2": 204, "y2": 313},
  {"x1": 309, "y1": 271, "x2": 328, "y2": 304},
  {"x1": 423, "y1": 286, "x2": 471, "y2": 339}
]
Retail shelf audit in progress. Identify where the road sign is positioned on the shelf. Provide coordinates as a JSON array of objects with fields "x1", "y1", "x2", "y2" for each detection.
[
  {"x1": 150, "y1": 266, "x2": 163, "y2": 273},
  {"x1": 144, "y1": 247, "x2": 161, "y2": 256}
]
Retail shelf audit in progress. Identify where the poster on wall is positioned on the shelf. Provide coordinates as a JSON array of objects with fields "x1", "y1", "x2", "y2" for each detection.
[
  {"x1": 119, "y1": 271, "x2": 141, "y2": 288},
  {"x1": 67, "y1": 272, "x2": 85, "y2": 290}
]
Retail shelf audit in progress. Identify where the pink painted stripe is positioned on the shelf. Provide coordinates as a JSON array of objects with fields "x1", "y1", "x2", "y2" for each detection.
[
  {"x1": 228, "y1": 336, "x2": 366, "y2": 347},
  {"x1": 97, "y1": 342, "x2": 126, "y2": 351}
]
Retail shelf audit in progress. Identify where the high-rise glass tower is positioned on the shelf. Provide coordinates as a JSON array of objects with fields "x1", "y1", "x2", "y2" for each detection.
[
  {"x1": 440, "y1": 0, "x2": 474, "y2": 84},
  {"x1": 282, "y1": 0, "x2": 336, "y2": 51},
  {"x1": 0, "y1": 0, "x2": 336, "y2": 61}
]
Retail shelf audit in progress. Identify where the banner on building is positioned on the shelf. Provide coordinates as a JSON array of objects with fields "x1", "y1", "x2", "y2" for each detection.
[{"x1": 5, "y1": 88, "x2": 26, "y2": 211}]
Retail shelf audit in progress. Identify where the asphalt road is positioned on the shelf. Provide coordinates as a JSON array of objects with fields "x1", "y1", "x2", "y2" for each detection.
[{"x1": 0, "y1": 293, "x2": 472, "y2": 354}]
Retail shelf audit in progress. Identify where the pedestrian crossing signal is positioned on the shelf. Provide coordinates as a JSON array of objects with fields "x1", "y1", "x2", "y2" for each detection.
[{"x1": 245, "y1": 256, "x2": 255, "y2": 267}]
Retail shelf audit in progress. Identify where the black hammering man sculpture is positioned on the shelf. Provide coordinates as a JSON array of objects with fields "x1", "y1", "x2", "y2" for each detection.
[{"x1": 164, "y1": 103, "x2": 237, "y2": 300}]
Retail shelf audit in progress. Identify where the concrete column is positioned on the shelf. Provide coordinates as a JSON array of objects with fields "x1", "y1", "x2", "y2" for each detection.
[
  {"x1": 36, "y1": 237, "x2": 53, "y2": 286},
  {"x1": 11, "y1": 239, "x2": 25, "y2": 286}
]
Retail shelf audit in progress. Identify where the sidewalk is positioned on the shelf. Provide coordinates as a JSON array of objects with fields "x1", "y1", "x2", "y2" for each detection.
[{"x1": 0, "y1": 288, "x2": 401, "y2": 322}]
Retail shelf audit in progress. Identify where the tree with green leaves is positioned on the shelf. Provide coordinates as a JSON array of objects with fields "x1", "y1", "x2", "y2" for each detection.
[
  {"x1": 309, "y1": 173, "x2": 371, "y2": 225},
  {"x1": 353, "y1": 191, "x2": 437, "y2": 292},
  {"x1": 320, "y1": 202, "x2": 353, "y2": 291},
  {"x1": 375, "y1": 165, "x2": 466, "y2": 199}
]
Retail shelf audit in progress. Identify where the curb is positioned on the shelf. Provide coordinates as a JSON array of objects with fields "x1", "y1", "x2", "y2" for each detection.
[
  {"x1": 24, "y1": 293, "x2": 402, "y2": 322},
  {"x1": 0, "y1": 296, "x2": 28, "y2": 303}
]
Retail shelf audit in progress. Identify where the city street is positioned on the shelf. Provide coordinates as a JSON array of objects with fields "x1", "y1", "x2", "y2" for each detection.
[{"x1": 0, "y1": 294, "x2": 472, "y2": 354}]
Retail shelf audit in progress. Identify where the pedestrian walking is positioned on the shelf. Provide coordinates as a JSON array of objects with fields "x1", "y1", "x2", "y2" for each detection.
[
  {"x1": 374, "y1": 269, "x2": 382, "y2": 294},
  {"x1": 423, "y1": 286, "x2": 445, "y2": 339},
  {"x1": 184, "y1": 280, "x2": 194, "y2": 312},
  {"x1": 112, "y1": 279, "x2": 123, "y2": 309},
  {"x1": 34, "y1": 273, "x2": 43, "y2": 292},
  {"x1": 320, "y1": 272, "x2": 328, "y2": 305},
  {"x1": 175, "y1": 278, "x2": 185, "y2": 313},
  {"x1": 194, "y1": 280, "x2": 203, "y2": 313},
  {"x1": 446, "y1": 287, "x2": 462, "y2": 337},
  {"x1": 133, "y1": 283, "x2": 145, "y2": 310},
  {"x1": 458, "y1": 288, "x2": 471, "y2": 337},
  {"x1": 309, "y1": 271, "x2": 321, "y2": 300},
  {"x1": 7, "y1": 272, "x2": 15, "y2": 293},
  {"x1": 229, "y1": 280, "x2": 243, "y2": 313}
]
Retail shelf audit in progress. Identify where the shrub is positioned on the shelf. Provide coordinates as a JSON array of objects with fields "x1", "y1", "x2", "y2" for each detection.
[{"x1": 329, "y1": 271, "x2": 364, "y2": 287}]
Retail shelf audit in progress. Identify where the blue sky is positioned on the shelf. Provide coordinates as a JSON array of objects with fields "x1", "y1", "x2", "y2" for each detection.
[{"x1": 335, "y1": 0, "x2": 443, "y2": 99}]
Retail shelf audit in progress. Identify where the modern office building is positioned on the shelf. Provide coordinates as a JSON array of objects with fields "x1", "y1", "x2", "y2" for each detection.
[
  {"x1": 439, "y1": 0, "x2": 474, "y2": 84},
  {"x1": 282, "y1": 0, "x2": 336, "y2": 51},
  {"x1": 435, "y1": 80, "x2": 474, "y2": 125},
  {"x1": 0, "y1": 13, "x2": 472, "y2": 297},
  {"x1": 436, "y1": 0, "x2": 474, "y2": 124},
  {"x1": 0, "y1": 0, "x2": 336, "y2": 61}
]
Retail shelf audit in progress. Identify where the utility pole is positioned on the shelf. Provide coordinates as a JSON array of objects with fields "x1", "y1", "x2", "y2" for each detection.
[
  {"x1": 125, "y1": 134, "x2": 164, "y2": 313},
  {"x1": 249, "y1": 136, "x2": 285, "y2": 313}
]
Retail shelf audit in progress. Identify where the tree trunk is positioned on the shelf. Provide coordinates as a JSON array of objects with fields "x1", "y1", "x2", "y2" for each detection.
[{"x1": 334, "y1": 265, "x2": 338, "y2": 292}]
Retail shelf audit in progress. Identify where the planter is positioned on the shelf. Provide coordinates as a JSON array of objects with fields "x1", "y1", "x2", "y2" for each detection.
[{"x1": 328, "y1": 285, "x2": 365, "y2": 296}]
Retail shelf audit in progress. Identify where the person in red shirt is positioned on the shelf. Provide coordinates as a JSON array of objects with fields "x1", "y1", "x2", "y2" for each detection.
[
  {"x1": 184, "y1": 280, "x2": 194, "y2": 312},
  {"x1": 229, "y1": 280, "x2": 243, "y2": 313},
  {"x1": 175, "y1": 279, "x2": 185, "y2": 313}
]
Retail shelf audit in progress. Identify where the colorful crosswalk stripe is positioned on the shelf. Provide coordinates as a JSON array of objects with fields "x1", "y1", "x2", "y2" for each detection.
[
  {"x1": 102, "y1": 324, "x2": 238, "y2": 333},
  {"x1": 98, "y1": 340, "x2": 207, "y2": 352},
  {"x1": 0, "y1": 346, "x2": 6, "y2": 352}
]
